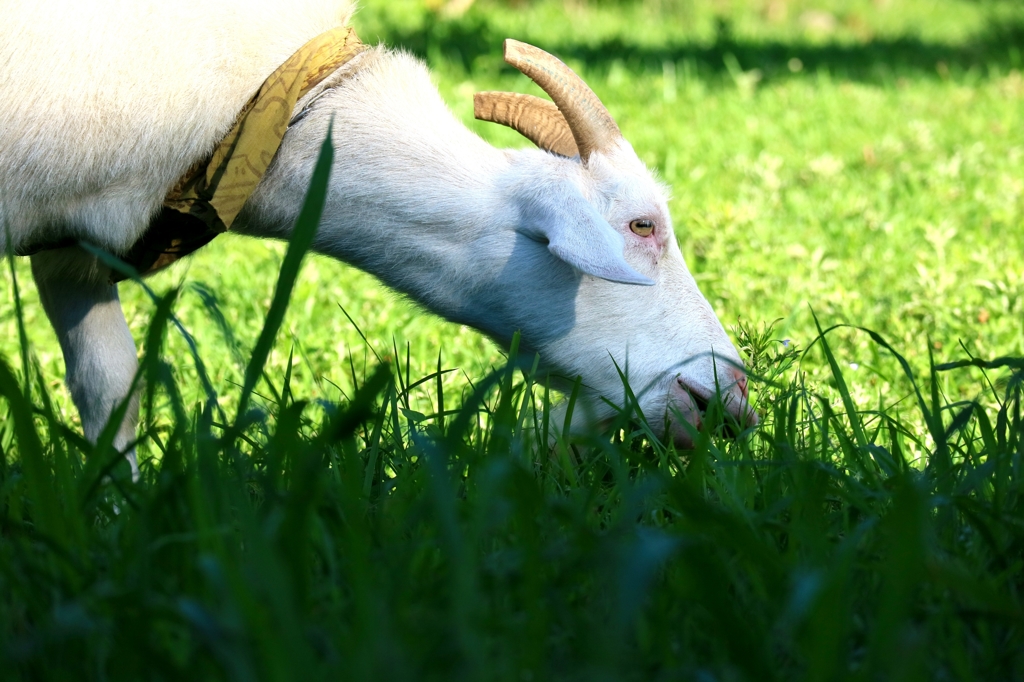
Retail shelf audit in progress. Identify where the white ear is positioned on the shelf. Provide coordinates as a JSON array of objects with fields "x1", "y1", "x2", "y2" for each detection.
[{"x1": 518, "y1": 190, "x2": 654, "y2": 286}]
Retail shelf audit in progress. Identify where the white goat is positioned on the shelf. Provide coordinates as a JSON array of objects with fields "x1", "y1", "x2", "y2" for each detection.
[{"x1": 1, "y1": 0, "x2": 756, "y2": 476}]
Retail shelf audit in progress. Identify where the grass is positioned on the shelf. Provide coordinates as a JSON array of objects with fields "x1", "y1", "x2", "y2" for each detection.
[{"x1": 2, "y1": 0, "x2": 1024, "y2": 679}]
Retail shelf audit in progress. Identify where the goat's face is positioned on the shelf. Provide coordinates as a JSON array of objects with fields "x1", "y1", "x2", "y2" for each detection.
[
  {"x1": 474, "y1": 40, "x2": 756, "y2": 446},
  {"x1": 498, "y1": 142, "x2": 755, "y2": 446},
  {"x1": 561, "y1": 142, "x2": 755, "y2": 445}
]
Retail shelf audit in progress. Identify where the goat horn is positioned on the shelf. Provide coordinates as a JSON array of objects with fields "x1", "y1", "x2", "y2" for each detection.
[
  {"x1": 474, "y1": 91, "x2": 579, "y2": 158},
  {"x1": 501, "y1": 38, "x2": 621, "y2": 163}
]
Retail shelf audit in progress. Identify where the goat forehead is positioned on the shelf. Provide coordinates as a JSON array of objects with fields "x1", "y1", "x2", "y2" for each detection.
[
  {"x1": 585, "y1": 158, "x2": 671, "y2": 218},
  {"x1": 590, "y1": 140, "x2": 659, "y2": 183},
  {"x1": 611, "y1": 182, "x2": 670, "y2": 219}
]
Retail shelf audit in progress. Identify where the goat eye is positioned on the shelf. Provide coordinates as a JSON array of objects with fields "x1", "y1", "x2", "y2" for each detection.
[{"x1": 630, "y1": 219, "x2": 654, "y2": 237}]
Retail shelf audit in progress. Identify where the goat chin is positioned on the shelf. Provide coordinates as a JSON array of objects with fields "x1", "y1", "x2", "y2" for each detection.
[{"x1": 3, "y1": 1, "x2": 754, "y2": 473}]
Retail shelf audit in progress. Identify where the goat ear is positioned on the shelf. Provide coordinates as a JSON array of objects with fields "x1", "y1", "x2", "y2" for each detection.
[
  {"x1": 548, "y1": 236, "x2": 654, "y2": 286},
  {"x1": 522, "y1": 199, "x2": 655, "y2": 286}
]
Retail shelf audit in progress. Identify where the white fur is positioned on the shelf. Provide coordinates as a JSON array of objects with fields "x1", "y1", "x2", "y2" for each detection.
[
  {"x1": 0, "y1": 0, "x2": 353, "y2": 253},
  {"x1": 1, "y1": 0, "x2": 753, "y2": 473}
]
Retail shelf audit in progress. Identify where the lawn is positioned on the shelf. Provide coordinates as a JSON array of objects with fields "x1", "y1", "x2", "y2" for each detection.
[{"x1": 1, "y1": 1, "x2": 1022, "y2": 680}]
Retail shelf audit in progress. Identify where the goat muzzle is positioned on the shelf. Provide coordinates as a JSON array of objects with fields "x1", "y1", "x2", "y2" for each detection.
[{"x1": 668, "y1": 374, "x2": 759, "y2": 447}]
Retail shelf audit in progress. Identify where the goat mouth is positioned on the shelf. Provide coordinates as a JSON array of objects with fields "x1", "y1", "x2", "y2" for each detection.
[
  {"x1": 688, "y1": 389, "x2": 711, "y2": 415},
  {"x1": 673, "y1": 379, "x2": 749, "y2": 441},
  {"x1": 675, "y1": 378, "x2": 711, "y2": 411}
]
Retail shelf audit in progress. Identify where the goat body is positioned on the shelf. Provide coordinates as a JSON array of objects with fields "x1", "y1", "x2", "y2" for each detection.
[{"x1": 1, "y1": 0, "x2": 755, "y2": 476}]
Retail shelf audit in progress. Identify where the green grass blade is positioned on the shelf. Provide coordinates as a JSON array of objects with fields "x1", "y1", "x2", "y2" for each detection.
[
  {"x1": 5, "y1": 248, "x2": 32, "y2": 400},
  {"x1": 0, "y1": 359, "x2": 66, "y2": 546},
  {"x1": 810, "y1": 311, "x2": 868, "y2": 450},
  {"x1": 235, "y1": 122, "x2": 334, "y2": 423}
]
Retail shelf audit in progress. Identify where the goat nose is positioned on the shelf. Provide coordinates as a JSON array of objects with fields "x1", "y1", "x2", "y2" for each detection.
[
  {"x1": 731, "y1": 368, "x2": 748, "y2": 399},
  {"x1": 724, "y1": 366, "x2": 749, "y2": 399},
  {"x1": 733, "y1": 366, "x2": 757, "y2": 425},
  {"x1": 726, "y1": 366, "x2": 757, "y2": 427}
]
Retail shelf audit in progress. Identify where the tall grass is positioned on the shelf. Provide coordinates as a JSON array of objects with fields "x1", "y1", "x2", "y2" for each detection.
[{"x1": 2, "y1": 134, "x2": 1022, "y2": 681}]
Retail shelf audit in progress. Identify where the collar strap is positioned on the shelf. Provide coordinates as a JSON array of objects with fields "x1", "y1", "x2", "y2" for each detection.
[{"x1": 119, "y1": 26, "x2": 366, "y2": 280}]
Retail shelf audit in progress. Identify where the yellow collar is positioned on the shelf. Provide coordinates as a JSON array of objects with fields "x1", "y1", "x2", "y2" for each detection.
[{"x1": 120, "y1": 26, "x2": 366, "y2": 280}]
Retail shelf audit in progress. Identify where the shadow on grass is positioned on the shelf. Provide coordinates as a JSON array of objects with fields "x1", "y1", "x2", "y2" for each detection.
[{"x1": 385, "y1": 12, "x2": 1024, "y2": 84}]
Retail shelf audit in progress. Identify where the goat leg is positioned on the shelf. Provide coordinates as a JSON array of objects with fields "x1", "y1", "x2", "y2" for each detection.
[{"x1": 31, "y1": 248, "x2": 141, "y2": 481}]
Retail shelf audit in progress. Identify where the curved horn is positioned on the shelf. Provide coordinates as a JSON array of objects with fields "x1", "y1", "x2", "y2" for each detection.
[
  {"x1": 502, "y1": 38, "x2": 621, "y2": 163},
  {"x1": 474, "y1": 91, "x2": 579, "y2": 158}
]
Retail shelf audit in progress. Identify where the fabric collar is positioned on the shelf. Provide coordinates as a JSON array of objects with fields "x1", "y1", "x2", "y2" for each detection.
[{"x1": 119, "y1": 26, "x2": 366, "y2": 280}]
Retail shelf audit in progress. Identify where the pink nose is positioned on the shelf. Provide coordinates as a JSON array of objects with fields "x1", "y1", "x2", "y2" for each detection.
[
  {"x1": 730, "y1": 368, "x2": 749, "y2": 400},
  {"x1": 726, "y1": 367, "x2": 758, "y2": 427}
]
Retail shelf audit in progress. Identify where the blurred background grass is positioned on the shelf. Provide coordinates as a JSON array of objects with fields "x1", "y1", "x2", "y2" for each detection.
[{"x1": 2, "y1": 0, "x2": 1022, "y2": 450}]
